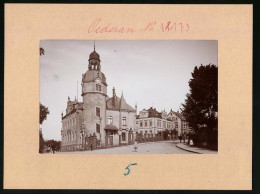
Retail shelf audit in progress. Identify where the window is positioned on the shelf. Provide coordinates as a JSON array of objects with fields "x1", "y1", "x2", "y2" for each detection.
[
  {"x1": 122, "y1": 117, "x2": 126, "y2": 126},
  {"x1": 96, "y1": 107, "x2": 100, "y2": 117},
  {"x1": 96, "y1": 123, "x2": 100, "y2": 134},
  {"x1": 157, "y1": 120, "x2": 161, "y2": 127},
  {"x1": 108, "y1": 116, "x2": 113, "y2": 124},
  {"x1": 140, "y1": 121, "x2": 143, "y2": 127},
  {"x1": 145, "y1": 120, "x2": 148, "y2": 127},
  {"x1": 175, "y1": 122, "x2": 178, "y2": 129},
  {"x1": 163, "y1": 121, "x2": 166, "y2": 128},
  {"x1": 122, "y1": 132, "x2": 126, "y2": 141},
  {"x1": 150, "y1": 120, "x2": 152, "y2": 127},
  {"x1": 96, "y1": 84, "x2": 101, "y2": 91},
  {"x1": 136, "y1": 121, "x2": 138, "y2": 125}
]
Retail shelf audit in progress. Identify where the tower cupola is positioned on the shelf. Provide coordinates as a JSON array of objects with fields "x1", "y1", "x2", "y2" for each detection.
[{"x1": 88, "y1": 42, "x2": 101, "y2": 70}]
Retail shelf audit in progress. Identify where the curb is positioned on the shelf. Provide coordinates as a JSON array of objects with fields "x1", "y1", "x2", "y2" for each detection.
[{"x1": 176, "y1": 143, "x2": 202, "y2": 154}]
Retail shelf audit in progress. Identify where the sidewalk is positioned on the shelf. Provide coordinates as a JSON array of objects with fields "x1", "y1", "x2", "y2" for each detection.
[{"x1": 176, "y1": 143, "x2": 217, "y2": 154}]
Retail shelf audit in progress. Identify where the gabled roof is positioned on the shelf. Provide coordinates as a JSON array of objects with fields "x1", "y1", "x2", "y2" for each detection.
[
  {"x1": 106, "y1": 95, "x2": 136, "y2": 112},
  {"x1": 62, "y1": 102, "x2": 83, "y2": 119},
  {"x1": 168, "y1": 110, "x2": 186, "y2": 121},
  {"x1": 119, "y1": 95, "x2": 136, "y2": 112},
  {"x1": 106, "y1": 95, "x2": 121, "y2": 111}
]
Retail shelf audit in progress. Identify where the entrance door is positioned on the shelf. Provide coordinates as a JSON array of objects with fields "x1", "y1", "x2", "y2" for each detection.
[{"x1": 107, "y1": 135, "x2": 113, "y2": 147}]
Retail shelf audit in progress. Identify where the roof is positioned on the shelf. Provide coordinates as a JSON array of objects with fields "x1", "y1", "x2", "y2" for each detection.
[
  {"x1": 62, "y1": 102, "x2": 83, "y2": 119},
  {"x1": 89, "y1": 50, "x2": 100, "y2": 61},
  {"x1": 82, "y1": 70, "x2": 107, "y2": 86},
  {"x1": 106, "y1": 94, "x2": 136, "y2": 112},
  {"x1": 169, "y1": 110, "x2": 186, "y2": 120},
  {"x1": 104, "y1": 124, "x2": 119, "y2": 131},
  {"x1": 147, "y1": 107, "x2": 161, "y2": 118}
]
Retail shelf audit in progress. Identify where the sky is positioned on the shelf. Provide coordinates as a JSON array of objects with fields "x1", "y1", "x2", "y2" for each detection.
[{"x1": 40, "y1": 40, "x2": 218, "y2": 140}]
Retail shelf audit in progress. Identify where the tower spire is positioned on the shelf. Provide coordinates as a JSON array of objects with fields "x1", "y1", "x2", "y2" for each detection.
[{"x1": 94, "y1": 40, "x2": 96, "y2": 51}]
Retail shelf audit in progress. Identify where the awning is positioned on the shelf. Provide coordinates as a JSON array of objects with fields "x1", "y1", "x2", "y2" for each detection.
[{"x1": 105, "y1": 124, "x2": 119, "y2": 131}]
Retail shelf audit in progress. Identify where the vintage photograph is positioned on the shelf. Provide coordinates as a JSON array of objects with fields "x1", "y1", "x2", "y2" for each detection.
[{"x1": 40, "y1": 40, "x2": 218, "y2": 154}]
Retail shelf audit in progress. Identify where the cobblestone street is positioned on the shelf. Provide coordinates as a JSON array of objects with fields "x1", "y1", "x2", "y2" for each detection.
[{"x1": 57, "y1": 141, "x2": 193, "y2": 154}]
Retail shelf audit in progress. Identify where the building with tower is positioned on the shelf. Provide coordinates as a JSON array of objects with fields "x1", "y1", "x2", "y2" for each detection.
[{"x1": 60, "y1": 45, "x2": 136, "y2": 151}]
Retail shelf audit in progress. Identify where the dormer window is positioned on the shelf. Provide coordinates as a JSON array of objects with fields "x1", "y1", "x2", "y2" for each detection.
[{"x1": 122, "y1": 117, "x2": 126, "y2": 126}]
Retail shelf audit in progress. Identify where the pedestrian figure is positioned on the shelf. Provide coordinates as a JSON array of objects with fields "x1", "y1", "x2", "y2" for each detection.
[
  {"x1": 183, "y1": 135, "x2": 185, "y2": 143},
  {"x1": 51, "y1": 144, "x2": 55, "y2": 154},
  {"x1": 179, "y1": 135, "x2": 182, "y2": 143},
  {"x1": 189, "y1": 139, "x2": 194, "y2": 146},
  {"x1": 90, "y1": 143, "x2": 93, "y2": 151},
  {"x1": 134, "y1": 140, "x2": 138, "y2": 152}
]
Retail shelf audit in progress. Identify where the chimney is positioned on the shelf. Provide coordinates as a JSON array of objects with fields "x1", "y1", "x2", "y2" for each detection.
[
  {"x1": 112, "y1": 87, "x2": 116, "y2": 106},
  {"x1": 112, "y1": 87, "x2": 116, "y2": 97}
]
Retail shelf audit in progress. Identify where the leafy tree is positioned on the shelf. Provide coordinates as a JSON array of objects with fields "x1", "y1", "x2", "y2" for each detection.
[
  {"x1": 39, "y1": 103, "x2": 49, "y2": 153},
  {"x1": 40, "y1": 47, "x2": 45, "y2": 56},
  {"x1": 181, "y1": 64, "x2": 218, "y2": 148},
  {"x1": 40, "y1": 103, "x2": 49, "y2": 125},
  {"x1": 172, "y1": 129, "x2": 178, "y2": 139},
  {"x1": 45, "y1": 139, "x2": 61, "y2": 151},
  {"x1": 39, "y1": 129, "x2": 44, "y2": 153}
]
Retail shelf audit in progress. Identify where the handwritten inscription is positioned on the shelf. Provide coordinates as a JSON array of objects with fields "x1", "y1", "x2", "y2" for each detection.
[
  {"x1": 124, "y1": 163, "x2": 137, "y2": 176},
  {"x1": 88, "y1": 18, "x2": 190, "y2": 34}
]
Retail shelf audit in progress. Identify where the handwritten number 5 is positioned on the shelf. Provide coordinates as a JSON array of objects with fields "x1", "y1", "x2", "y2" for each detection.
[{"x1": 124, "y1": 163, "x2": 137, "y2": 176}]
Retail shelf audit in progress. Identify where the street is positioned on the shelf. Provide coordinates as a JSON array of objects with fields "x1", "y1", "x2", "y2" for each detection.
[{"x1": 57, "y1": 141, "x2": 193, "y2": 154}]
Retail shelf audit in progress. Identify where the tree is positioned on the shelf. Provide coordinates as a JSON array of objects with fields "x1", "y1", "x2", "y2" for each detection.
[
  {"x1": 40, "y1": 47, "x2": 45, "y2": 56},
  {"x1": 39, "y1": 103, "x2": 49, "y2": 153},
  {"x1": 172, "y1": 129, "x2": 178, "y2": 139},
  {"x1": 39, "y1": 129, "x2": 44, "y2": 153},
  {"x1": 181, "y1": 64, "x2": 218, "y2": 148},
  {"x1": 40, "y1": 103, "x2": 49, "y2": 125},
  {"x1": 45, "y1": 139, "x2": 61, "y2": 151}
]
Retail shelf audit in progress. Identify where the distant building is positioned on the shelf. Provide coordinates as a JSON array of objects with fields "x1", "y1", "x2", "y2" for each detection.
[
  {"x1": 136, "y1": 108, "x2": 190, "y2": 137},
  {"x1": 136, "y1": 107, "x2": 173, "y2": 136},
  {"x1": 61, "y1": 45, "x2": 136, "y2": 151},
  {"x1": 168, "y1": 109, "x2": 189, "y2": 135}
]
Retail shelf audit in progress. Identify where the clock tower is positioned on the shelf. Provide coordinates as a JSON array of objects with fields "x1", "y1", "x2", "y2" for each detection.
[{"x1": 81, "y1": 45, "x2": 107, "y2": 146}]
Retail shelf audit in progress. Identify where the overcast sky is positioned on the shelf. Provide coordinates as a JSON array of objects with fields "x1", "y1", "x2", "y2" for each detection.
[{"x1": 40, "y1": 40, "x2": 218, "y2": 140}]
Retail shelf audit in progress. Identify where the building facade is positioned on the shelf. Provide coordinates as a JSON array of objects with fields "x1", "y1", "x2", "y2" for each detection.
[
  {"x1": 136, "y1": 108, "x2": 189, "y2": 138},
  {"x1": 167, "y1": 109, "x2": 189, "y2": 135},
  {"x1": 61, "y1": 46, "x2": 136, "y2": 151},
  {"x1": 136, "y1": 107, "x2": 174, "y2": 136}
]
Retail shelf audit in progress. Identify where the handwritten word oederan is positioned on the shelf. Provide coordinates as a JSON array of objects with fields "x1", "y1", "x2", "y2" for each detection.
[{"x1": 88, "y1": 18, "x2": 190, "y2": 34}]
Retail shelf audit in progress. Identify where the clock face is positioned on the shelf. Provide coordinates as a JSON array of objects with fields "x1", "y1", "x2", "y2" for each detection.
[{"x1": 95, "y1": 79, "x2": 101, "y2": 84}]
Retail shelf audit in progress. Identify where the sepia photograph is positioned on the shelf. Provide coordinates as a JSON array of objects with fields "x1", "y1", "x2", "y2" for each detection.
[{"x1": 40, "y1": 40, "x2": 218, "y2": 154}]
